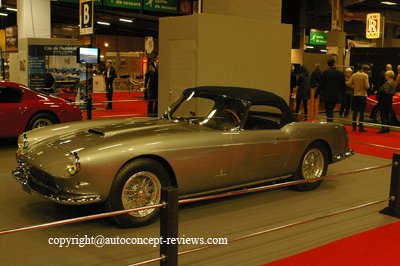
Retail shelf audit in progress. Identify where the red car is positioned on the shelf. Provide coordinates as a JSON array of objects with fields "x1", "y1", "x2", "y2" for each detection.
[
  {"x1": 0, "y1": 81, "x2": 82, "y2": 139},
  {"x1": 365, "y1": 92, "x2": 400, "y2": 125}
]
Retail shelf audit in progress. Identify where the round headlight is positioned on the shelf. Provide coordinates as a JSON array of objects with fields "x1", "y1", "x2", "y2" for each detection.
[
  {"x1": 66, "y1": 152, "x2": 81, "y2": 176},
  {"x1": 17, "y1": 133, "x2": 28, "y2": 150}
]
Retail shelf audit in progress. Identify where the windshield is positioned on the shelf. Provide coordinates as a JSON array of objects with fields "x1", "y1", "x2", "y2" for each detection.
[{"x1": 165, "y1": 91, "x2": 248, "y2": 130}]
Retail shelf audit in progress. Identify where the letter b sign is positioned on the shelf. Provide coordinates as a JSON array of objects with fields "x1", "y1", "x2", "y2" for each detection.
[
  {"x1": 80, "y1": 1, "x2": 93, "y2": 35},
  {"x1": 84, "y1": 4, "x2": 90, "y2": 24}
]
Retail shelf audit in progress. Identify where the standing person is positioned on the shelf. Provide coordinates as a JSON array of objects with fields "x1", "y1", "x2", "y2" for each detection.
[
  {"x1": 314, "y1": 58, "x2": 346, "y2": 122},
  {"x1": 378, "y1": 64, "x2": 392, "y2": 90},
  {"x1": 395, "y1": 65, "x2": 400, "y2": 92},
  {"x1": 290, "y1": 64, "x2": 296, "y2": 95},
  {"x1": 339, "y1": 68, "x2": 353, "y2": 118},
  {"x1": 104, "y1": 60, "x2": 116, "y2": 110},
  {"x1": 290, "y1": 64, "x2": 297, "y2": 109},
  {"x1": 295, "y1": 65, "x2": 311, "y2": 121},
  {"x1": 144, "y1": 56, "x2": 159, "y2": 117},
  {"x1": 375, "y1": 70, "x2": 396, "y2": 133},
  {"x1": 310, "y1": 63, "x2": 322, "y2": 89},
  {"x1": 348, "y1": 65, "x2": 370, "y2": 132}
]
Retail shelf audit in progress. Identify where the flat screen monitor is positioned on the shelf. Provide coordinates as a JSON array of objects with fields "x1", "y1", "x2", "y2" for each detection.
[{"x1": 77, "y1": 47, "x2": 100, "y2": 64}]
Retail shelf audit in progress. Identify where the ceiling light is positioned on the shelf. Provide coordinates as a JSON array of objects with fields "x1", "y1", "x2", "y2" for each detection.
[
  {"x1": 0, "y1": 13, "x2": 8, "y2": 16},
  {"x1": 382, "y1": 1, "x2": 397, "y2": 5},
  {"x1": 97, "y1": 21, "x2": 110, "y2": 26},
  {"x1": 6, "y1": 8, "x2": 18, "y2": 12},
  {"x1": 306, "y1": 46, "x2": 314, "y2": 49},
  {"x1": 119, "y1": 18, "x2": 133, "y2": 23}
]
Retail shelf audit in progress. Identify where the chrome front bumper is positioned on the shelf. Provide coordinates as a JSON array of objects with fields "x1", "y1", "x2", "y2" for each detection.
[
  {"x1": 12, "y1": 165, "x2": 102, "y2": 205},
  {"x1": 335, "y1": 148, "x2": 355, "y2": 161}
]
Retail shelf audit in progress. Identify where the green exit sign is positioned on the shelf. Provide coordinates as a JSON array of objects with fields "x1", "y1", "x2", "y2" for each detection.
[{"x1": 310, "y1": 32, "x2": 327, "y2": 45}]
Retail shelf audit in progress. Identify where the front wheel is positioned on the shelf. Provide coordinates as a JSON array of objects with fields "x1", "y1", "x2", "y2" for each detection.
[
  {"x1": 371, "y1": 108, "x2": 382, "y2": 124},
  {"x1": 291, "y1": 142, "x2": 328, "y2": 191},
  {"x1": 105, "y1": 158, "x2": 171, "y2": 228}
]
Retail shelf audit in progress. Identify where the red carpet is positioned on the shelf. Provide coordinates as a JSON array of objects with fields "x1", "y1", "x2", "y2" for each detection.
[
  {"x1": 345, "y1": 125, "x2": 400, "y2": 160},
  {"x1": 264, "y1": 221, "x2": 400, "y2": 266},
  {"x1": 81, "y1": 91, "x2": 148, "y2": 120}
]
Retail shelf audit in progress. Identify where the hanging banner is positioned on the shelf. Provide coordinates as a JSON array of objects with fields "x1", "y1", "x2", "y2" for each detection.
[{"x1": 80, "y1": 0, "x2": 94, "y2": 35}]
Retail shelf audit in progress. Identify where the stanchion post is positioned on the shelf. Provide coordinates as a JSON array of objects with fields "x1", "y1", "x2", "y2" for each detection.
[
  {"x1": 160, "y1": 186, "x2": 179, "y2": 266},
  {"x1": 380, "y1": 153, "x2": 400, "y2": 218}
]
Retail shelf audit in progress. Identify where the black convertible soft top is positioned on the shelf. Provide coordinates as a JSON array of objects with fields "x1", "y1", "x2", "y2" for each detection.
[{"x1": 183, "y1": 86, "x2": 299, "y2": 126}]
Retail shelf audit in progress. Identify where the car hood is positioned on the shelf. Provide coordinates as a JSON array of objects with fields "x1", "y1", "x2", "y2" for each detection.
[{"x1": 25, "y1": 118, "x2": 207, "y2": 152}]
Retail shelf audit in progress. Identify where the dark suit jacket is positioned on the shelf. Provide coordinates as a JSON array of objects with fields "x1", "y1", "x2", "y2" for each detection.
[
  {"x1": 104, "y1": 66, "x2": 116, "y2": 81},
  {"x1": 314, "y1": 67, "x2": 346, "y2": 103}
]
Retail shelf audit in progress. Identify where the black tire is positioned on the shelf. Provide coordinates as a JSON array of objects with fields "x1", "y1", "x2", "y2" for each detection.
[
  {"x1": 105, "y1": 158, "x2": 171, "y2": 228},
  {"x1": 372, "y1": 108, "x2": 398, "y2": 126},
  {"x1": 26, "y1": 112, "x2": 59, "y2": 131},
  {"x1": 371, "y1": 108, "x2": 381, "y2": 124},
  {"x1": 291, "y1": 141, "x2": 328, "y2": 191}
]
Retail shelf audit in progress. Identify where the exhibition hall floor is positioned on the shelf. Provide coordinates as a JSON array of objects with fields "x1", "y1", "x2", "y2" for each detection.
[{"x1": 0, "y1": 135, "x2": 398, "y2": 265}]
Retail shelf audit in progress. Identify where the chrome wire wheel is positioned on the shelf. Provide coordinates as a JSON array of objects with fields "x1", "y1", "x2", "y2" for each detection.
[
  {"x1": 32, "y1": 118, "x2": 53, "y2": 128},
  {"x1": 121, "y1": 171, "x2": 161, "y2": 218},
  {"x1": 301, "y1": 148, "x2": 324, "y2": 182}
]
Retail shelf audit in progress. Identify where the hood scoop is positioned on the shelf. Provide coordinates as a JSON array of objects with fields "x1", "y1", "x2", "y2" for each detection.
[
  {"x1": 85, "y1": 121, "x2": 179, "y2": 138},
  {"x1": 87, "y1": 128, "x2": 105, "y2": 136}
]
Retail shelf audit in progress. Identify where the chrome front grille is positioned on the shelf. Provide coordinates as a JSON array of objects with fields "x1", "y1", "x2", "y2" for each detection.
[{"x1": 28, "y1": 166, "x2": 60, "y2": 191}]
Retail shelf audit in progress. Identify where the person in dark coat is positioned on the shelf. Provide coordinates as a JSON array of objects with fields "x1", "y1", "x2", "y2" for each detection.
[
  {"x1": 375, "y1": 70, "x2": 396, "y2": 133},
  {"x1": 295, "y1": 65, "x2": 311, "y2": 121},
  {"x1": 144, "y1": 58, "x2": 158, "y2": 117},
  {"x1": 44, "y1": 71, "x2": 55, "y2": 88},
  {"x1": 377, "y1": 64, "x2": 392, "y2": 91},
  {"x1": 314, "y1": 58, "x2": 346, "y2": 122},
  {"x1": 310, "y1": 63, "x2": 322, "y2": 89},
  {"x1": 104, "y1": 60, "x2": 116, "y2": 110}
]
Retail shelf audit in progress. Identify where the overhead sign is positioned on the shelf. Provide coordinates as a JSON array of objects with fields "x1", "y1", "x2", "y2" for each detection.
[
  {"x1": 80, "y1": 0, "x2": 93, "y2": 35},
  {"x1": 104, "y1": 0, "x2": 141, "y2": 9},
  {"x1": 143, "y1": 0, "x2": 178, "y2": 14},
  {"x1": 309, "y1": 32, "x2": 327, "y2": 45},
  {"x1": 366, "y1": 13, "x2": 380, "y2": 39}
]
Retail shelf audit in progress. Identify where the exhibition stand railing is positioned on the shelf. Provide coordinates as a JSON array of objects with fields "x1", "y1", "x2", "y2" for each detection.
[{"x1": 1, "y1": 154, "x2": 400, "y2": 266}]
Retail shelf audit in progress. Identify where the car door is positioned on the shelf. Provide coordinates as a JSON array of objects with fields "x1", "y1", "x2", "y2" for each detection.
[
  {"x1": 0, "y1": 86, "x2": 24, "y2": 138},
  {"x1": 230, "y1": 104, "x2": 291, "y2": 183}
]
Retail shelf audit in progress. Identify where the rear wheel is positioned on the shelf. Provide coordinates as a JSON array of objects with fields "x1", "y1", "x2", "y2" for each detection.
[
  {"x1": 105, "y1": 158, "x2": 171, "y2": 228},
  {"x1": 26, "y1": 112, "x2": 58, "y2": 131},
  {"x1": 291, "y1": 142, "x2": 328, "y2": 191}
]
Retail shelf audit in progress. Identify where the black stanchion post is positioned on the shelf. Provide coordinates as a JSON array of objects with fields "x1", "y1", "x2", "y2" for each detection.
[
  {"x1": 380, "y1": 153, "x2": 400, "y2": 218},
  {"x1": 160, "y1": 186, "x2": 179, "y2": 266}
]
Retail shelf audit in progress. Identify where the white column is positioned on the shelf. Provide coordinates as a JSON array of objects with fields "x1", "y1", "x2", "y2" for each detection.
[{"x1": 17, "y1": 0, "x2": 51, "y2": 39}]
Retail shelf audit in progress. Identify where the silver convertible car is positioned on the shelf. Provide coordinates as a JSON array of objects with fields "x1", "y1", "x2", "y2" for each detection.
[{"x1": 12, "y1": 86, "x2": 354, "y2": 227}]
